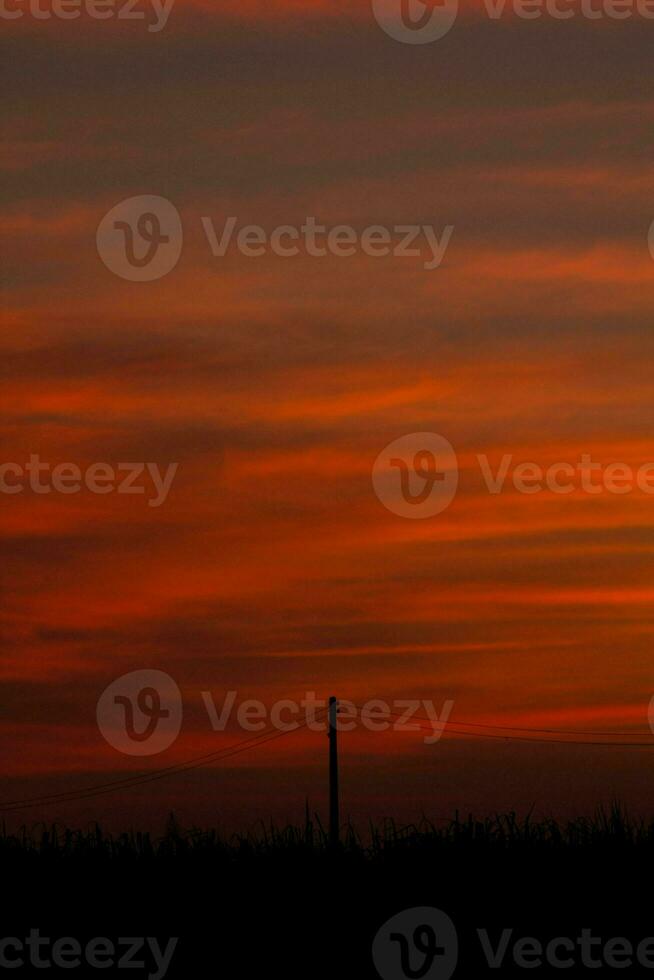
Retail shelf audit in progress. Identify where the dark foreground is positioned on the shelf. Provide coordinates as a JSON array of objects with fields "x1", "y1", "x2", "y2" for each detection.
[{"x1": 3, "y1": 807, "x2": 654, "y2": 978}]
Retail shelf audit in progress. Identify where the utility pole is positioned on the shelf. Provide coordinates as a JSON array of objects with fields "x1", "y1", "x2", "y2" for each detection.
[{"x1": 328, "y1": 696, "x2": 339, "y2": 846}]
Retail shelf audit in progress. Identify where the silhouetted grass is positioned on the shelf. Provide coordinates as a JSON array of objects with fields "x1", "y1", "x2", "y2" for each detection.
[
  {"x1": 2, "y1": 802, "x2": 653, "y2": 867},
  {"x1": 3, "y1": 804, "x2": 652, "y2": 979}
]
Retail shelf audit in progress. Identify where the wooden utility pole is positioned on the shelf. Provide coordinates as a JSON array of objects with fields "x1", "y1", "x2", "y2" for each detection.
[{"x1": 328, "y1": 696, "x2": 339, "y2": 846}]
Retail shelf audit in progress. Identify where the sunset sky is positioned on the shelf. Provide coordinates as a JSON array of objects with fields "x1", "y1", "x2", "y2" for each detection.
[{"x1": 2, "y1": 1, "x2": 654, "y2": 831}]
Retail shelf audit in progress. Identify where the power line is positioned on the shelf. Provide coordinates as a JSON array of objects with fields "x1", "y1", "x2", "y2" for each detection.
[
  {"x1": 0, "y1": 711, "x2": 328, "y2": 813},
  {"x1": 423, "y1": 717, "x2": 653, "y2": 737},
  {"x1": 372, "y1": 707, "x2": 654, "y2": 747},
  {"x1": 440, "y1": 727, "x2": 654, "y2": 747},
  {"x1": 0, "y1": 727, "x2": 300, "y2": 812},
  {"x1": 3, "y1": 700, "x2": 653, "y2": 814},
  {"x1": 1, "y1": 723, "x2": 289, "y2": 809},
  {"x1": 350, "y1": 700, "x2": 654, "y2": 739},
  {"x1": 346, "y1": 687, "x2": 654, "y2": 739}
]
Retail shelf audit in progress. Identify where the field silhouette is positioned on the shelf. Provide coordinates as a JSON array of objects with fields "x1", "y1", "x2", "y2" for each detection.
[{"x1": 4, "y1": 805, "x2": 654, "y2": 977}]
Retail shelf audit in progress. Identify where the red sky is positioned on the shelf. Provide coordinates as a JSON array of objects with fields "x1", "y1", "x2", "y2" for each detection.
[{"x1": 2, "y1": 1, "x2": 654, "y2": 831}]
